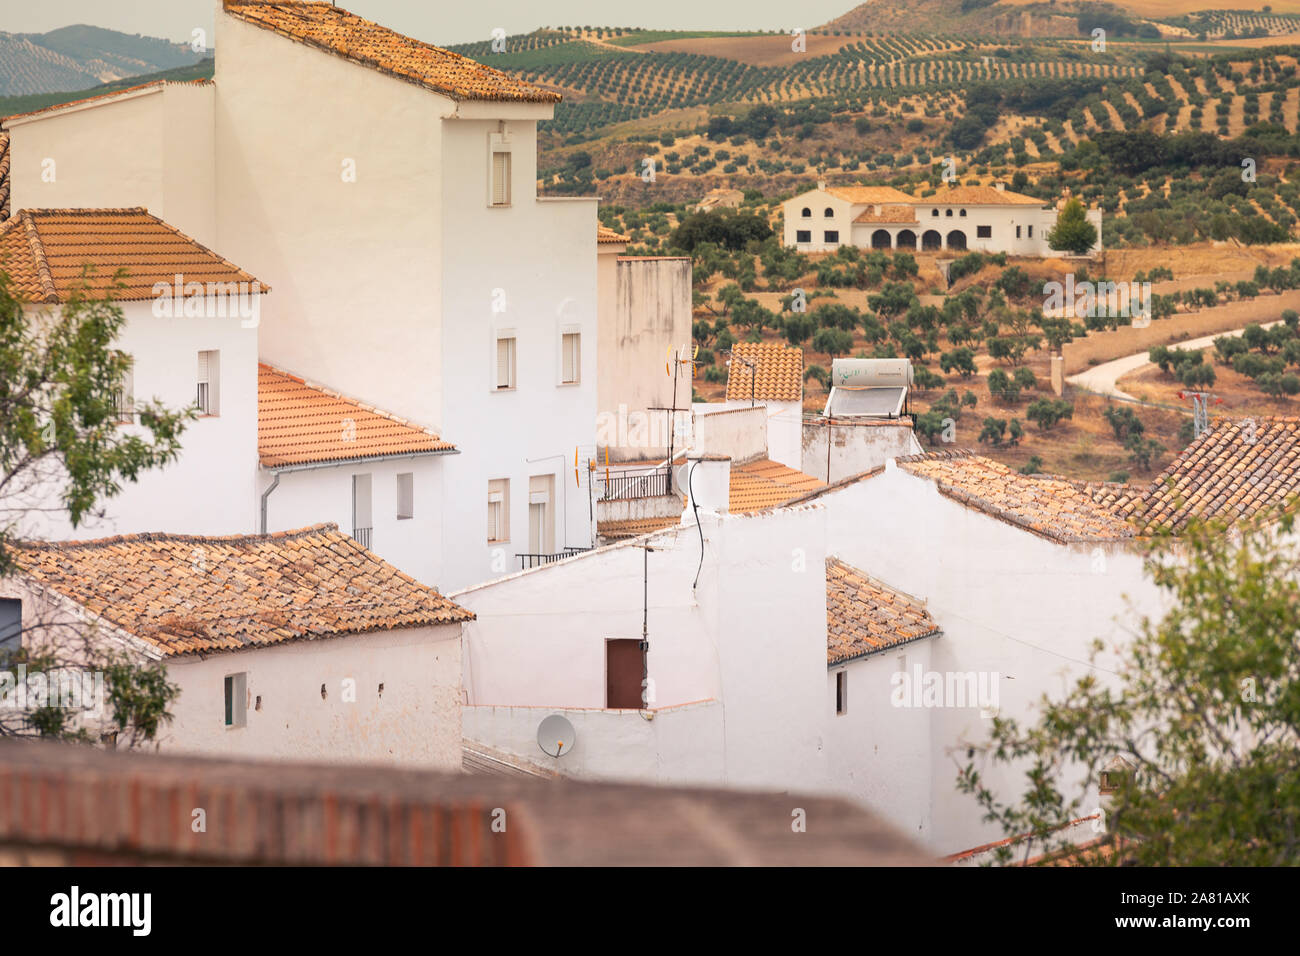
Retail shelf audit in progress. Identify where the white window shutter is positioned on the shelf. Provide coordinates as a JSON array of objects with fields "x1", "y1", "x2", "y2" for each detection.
[{"x1": 492, "y1": 152, "x2": 510, "y2": 205}]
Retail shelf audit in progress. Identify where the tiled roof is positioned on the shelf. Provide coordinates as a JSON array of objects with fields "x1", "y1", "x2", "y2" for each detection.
[
  {"x1": 0, "y1": 132, "x2": 9, "y2": 221},
  {"x1": 1122, "y1": 417, "x2": 1300, "y2": 532},
  {"x1": 12, "y1": 524, "x2": 473, "y2": 657},
  {"x1": 730, "y1": 458, "x2": 824, "y2": 513},
  {"x1": 597, "y1": 224, "x2": 629, "y2": 243},
  {"x1": 826, "y1": 558, "x2": 940, "y2": 664},
  {"x1": 919, "y1": 184, "x2": 1045, "y2": 206},
  {"x1": 898, "y1": 451, "x2": 1136, "y2": 543},
  {"x1": 222, "y1": 2, "x2": 560, "y2": 103},
  {"x1": 852, "y1": 204, "x2": 918, "y2": 224},
  {"x1": 0, "y1": 208, "x2": 263, "y2": 304},
  {"x1": 725, "y1": 341, "x2": 803, "y2": 402},
  {"x1": 825, "y1": 186, "x2": 915, "y2": 205},
  {"x1": 597, "y1": 515, "x2": 680, "y2": 539},
  {"x1": 259, "y1": 363, "x2": 455, "y2": 467}
]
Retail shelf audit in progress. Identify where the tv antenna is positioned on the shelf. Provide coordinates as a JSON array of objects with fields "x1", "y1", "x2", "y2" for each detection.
[{"x1": 1177, "y1": 390, "x2": 1223, "y2": 439}]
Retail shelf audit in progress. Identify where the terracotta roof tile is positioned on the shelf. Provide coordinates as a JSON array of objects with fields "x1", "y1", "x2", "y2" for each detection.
[
  {"x1": 259, "y1": 363, "x2": 455, "y2": 467},
  {"x1": 898, "y1": 450, "x2": 1136, "y2": 543},
  {"x1": 916, "y1": 184, "x2": 1045, "y2": 206},
  {"x1": 852, "y1": 204, "x2": 918, "y2": 224},
  {"x1": 223, "y1": 2, "x2": 560, "y2": 103},
  {"x1": 825, "y1": 186, "x2": 915, "y2": 205},
  {"x1": 13, "y1": 524, "x2": 474, "y2": 657},
  {"x1": 0, "y1": 208, "x2": 264, "y2": 304},
  {"x1": 597, "y1": 515, "x2": 680, "y2": 539},
  {"x1": 730, "y1": 458, "x2": 824, "y2": 513},
  {"x1": 0, "y1": 132, "x2": 9, "y2": 221},
  {"x1": 826, "y1": 558, "x2": 940, "y2": 664},
  {"x1": 725, "y1": 341, "x2": 803, "y2": 402},
  {"x1": 597, "y1": 224, "x2": 629, "y2": 243},
  {"x1": 1124, "y1": 416, "x2": 1300, "y2": 532}
]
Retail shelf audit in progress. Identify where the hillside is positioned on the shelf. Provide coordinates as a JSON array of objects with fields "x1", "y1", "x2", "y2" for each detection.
[
  {"x1": 0, "y1": 24, "x2": 202, "y2": 96},
  {"x1": 0, "y1": 59, "x2": 215, "y2": 119}
]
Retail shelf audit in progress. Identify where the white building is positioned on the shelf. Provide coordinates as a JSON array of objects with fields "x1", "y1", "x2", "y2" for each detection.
[
  {"x1": 595, "y1": 226, "x2": 693, "y2": 462},
  {"x1": 0, "y1": 207, "x2": 265, "y2": 541},
  {"x1": 2, "y1": 1, "x2": 605, "y2": 590},
  {"x1": 1, "y1": 524, "x2": 474, "y2": 770},
  {"x1": 257, "y1": 363, "x2": 459, "y2": 588},
  {"x1": 783, "y1": 182, "x2": 1102, "y2": 257}
]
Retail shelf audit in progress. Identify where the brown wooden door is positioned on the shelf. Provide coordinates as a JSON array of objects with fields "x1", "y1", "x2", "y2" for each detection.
[{"x1": 606, "y1": 639, "x2": 644, "y2": 709}]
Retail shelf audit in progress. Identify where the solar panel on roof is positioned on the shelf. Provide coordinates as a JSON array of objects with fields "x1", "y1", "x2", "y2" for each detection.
[{"x1": 827, "y1": 386, "x2": 907, "y2": 418}]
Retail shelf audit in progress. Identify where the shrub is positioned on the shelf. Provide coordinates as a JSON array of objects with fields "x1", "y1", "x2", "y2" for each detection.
[
  {"x1": 1026, "y1": 398, "x2": 1074, "y2": 430},
  {"x1": 986, "y1": 368, "x2": 1020, "y2": 404}
]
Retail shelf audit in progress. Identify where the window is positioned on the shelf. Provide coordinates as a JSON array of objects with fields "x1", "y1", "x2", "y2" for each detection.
[
  {"x1": 491, "y1": 151, "x2": 511, "y2": 206},
  {"x1": 823, "y1": 207, "x2": 834, "y2": 218},
  {"x1": 835, "y1": 670, "x2": 848, "y2": 716},
  {"x1": 1028, "y1": 225, "x2": 1034, "y2": 238},
  {"x1": 959, "y1": 209, "x2": 967, "y2": 217},
  {"x1": 0, "y1": 598, "x2": 21, "y2": 651},
  {"x1": 1099, "y1": 769, "x2": 1126, "y2": 795},
  {"x1": 396, "y1": 472, "x2": 414, "y2": 520},
  {"x1": 977, "y1": 225, "x2": 992, "y2": 239},
  {"x1": 561, "y1": 331, "x2": 580, "y2": 384},
  {"x1": 824, "y1": 230, "x2": 839, "y2": 243},
  {"x1": 224, "y1": 673, "x2": 247, "y2": 728},
  {"x1": 801, "y1": 207, "x2": 811, "y2": 218},
  {"x1": 606, "y1": 639, "x2": 644, "y2": 709},
  {"x1": 352, "y1": 473, "x2": 372, "y2": 547},
  {"x1": 197, "y1": 350, "x2": 220, "y2": 415},
  {"x1": 1015, "y1": 225, "x2": 1022, "y2": 239},
  {"x1": 528, "y1": 474, "x2": 555, "y2": 555},
  {"x1": 795, "y1": 230, "x2": 812, "y2": 243},
  {"x1": 931, "y1": 209, "x2": 939, "y2": 217},
  {"x1": 488, "y1": 478, "x2": 509, "y2": 542},
  {"x1": 945, "y1": 208, "x2": 953, "y2": 217},
  {"x1": 496, "y1": 334, "x2": 516, "y2": 390},
  {"x1": 113, "y1": 355, "x2": 134, "y2": 424}
]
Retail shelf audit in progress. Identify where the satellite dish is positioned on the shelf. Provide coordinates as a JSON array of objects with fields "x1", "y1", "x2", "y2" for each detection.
[{"x1": 537, "y1": 714, "x2": 576, "y2": 758}]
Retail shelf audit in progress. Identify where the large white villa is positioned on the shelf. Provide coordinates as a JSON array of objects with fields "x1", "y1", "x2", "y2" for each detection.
[{"x1": 782, "y1": 181, "x2": 1102, "y2": 257}]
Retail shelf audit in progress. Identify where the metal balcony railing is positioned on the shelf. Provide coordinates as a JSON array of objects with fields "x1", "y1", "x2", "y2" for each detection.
[
  {"x1": 517, "y1": 548, "x2": 590, "y2": 570},
  {"x1": 599, "y1": 467, "x2": 671, "y2": 501}
]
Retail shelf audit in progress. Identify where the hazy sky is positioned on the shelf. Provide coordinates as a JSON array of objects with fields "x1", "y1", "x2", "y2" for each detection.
[{"x1": 1, "y1": 0, "x2": 857, "y2": 46}]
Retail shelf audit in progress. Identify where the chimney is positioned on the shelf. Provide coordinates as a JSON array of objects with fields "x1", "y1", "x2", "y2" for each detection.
[
  {"x1": 817, "y1": 179, "x2": 827, "y2": 192},
  {"x1": 994, "y1": 181, "x2": 1005, "y2": 192},
  {"x1": 680, "y1": 455, "x2": 731, "y2": 520}
]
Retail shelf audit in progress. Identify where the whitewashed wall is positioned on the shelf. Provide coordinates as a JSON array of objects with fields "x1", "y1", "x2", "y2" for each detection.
[
  {"x1": 464, "y1": 700, "x2": 724, "y2": 784},
  {"x1": 693, "y1": 405, "x2": 768, "y2": 463},
  {"x1": 597, "y1": 255, "x2": 693, "y2": 459},
  {"x1": 456, "y1": 506, "x2": 829, "y2": 793},
  {"x1": 816, "y1": 463, "x2": 1160, "y2": 852},
  {"x1": 437, "y1": 121, "x2": 598, "y2": 590},
  {"x1": 161, "y1": 624, "x2": 464, "y2": 770},
  {"x1": 801, "y1": 419, "x2": 922, "y2": 482},
  {"x1": 215, "y1": 10, "x2": 445, "y2": 429},
  {"x1": 4, "y1": 83, "x2": 217, "y2": 247},
  {"x1": 260, "y1": 455, "x2": 448, "y2": 589},
  {"x1": 825, "y1": 635, "x2": 935, "y2": 843},
  {"x1": 18, "y1": 298, "x2": 260, "y2": 541}
]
